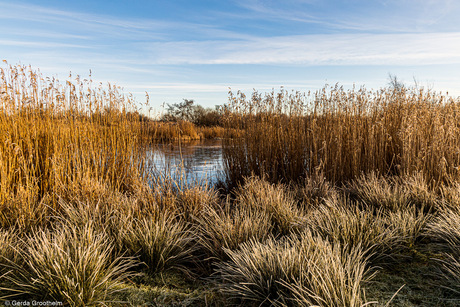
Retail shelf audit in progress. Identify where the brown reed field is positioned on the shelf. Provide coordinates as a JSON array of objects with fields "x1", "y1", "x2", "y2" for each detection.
[
  {"x1": 147, "y1": 121, "x2": 229, "y2": 141},
  {"x1": 222, "y1": 86, "x2": 460, "y2": 187},
  {"x1": 0, "y1": 63, "x2": 460, "y2": 306}
]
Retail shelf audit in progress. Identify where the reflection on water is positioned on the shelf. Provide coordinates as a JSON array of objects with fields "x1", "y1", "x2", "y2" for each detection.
[{"x1": 144, "y1": 139, "x2": 223, "y2": 186}]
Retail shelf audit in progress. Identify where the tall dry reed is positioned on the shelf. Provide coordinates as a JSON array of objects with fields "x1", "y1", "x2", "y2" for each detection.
[
  {"x1": 223, "y1": 86, "x2": 460, "y2": 186},
  {"x1": 0, "y1": 63, "x2": 145, "y2": 228}
]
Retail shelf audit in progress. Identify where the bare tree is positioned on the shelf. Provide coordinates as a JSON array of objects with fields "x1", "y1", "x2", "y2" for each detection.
[
  {"x1": 163, "y1": 99, "x2": 195, "y2": 122},
  {"x1": 388, "y1": 73, "x2": 405, "y2": 91}
]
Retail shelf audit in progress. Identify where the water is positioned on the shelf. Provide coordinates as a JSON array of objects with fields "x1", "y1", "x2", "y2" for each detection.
[{"x1": 144, "y1": 139, "x2": 224, "y2": 186}]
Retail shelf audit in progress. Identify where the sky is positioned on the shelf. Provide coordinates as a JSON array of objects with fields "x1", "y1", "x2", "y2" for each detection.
[{"x1": 1, "y1": 0, "x2": 460, "y2": 114}]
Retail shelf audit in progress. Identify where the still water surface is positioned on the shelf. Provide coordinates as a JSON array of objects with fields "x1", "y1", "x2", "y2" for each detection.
[{"x1": 145, "y1": 139, "x2": 224, "y2": 186}]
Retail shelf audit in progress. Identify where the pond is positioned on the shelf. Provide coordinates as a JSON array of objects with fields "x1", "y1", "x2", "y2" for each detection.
[{"x1": 144, "y1": 139, "x2": 224, "y2": 187}]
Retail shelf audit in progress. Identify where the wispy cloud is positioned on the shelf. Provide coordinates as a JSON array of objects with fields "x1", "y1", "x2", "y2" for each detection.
[
  {"x1": 0, "y1": 40, "x2": 95, "y2": 49},
  {"x1": 234, "y1": 0, "x2": 460, "y2": 33},
  {"x1": 141, "y1": 32, "x2": 460, "y2": 66},
  {"x1": 0, "y1": 2, "x2": 252, "y2": 42},
  {"x1": 0, "y1": 2, "x2": 169, "y2": 41}
]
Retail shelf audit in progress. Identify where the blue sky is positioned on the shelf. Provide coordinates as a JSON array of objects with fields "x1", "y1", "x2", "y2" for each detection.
[{"x1": 1, "y1": 0, "x2": 460, "y2": 114}]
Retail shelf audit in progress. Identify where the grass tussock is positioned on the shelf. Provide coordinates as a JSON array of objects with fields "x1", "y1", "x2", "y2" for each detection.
[
  {"x1": 121, "y1": 215, "x2": 197, "y2": 274},
  {"x1": 307, "y1": 200, "x2": 398, "y2": 264},
  {"x1": 196, "y1": 203, "x2": 273, "y2": 260},
  {"x1": 427, "y1": 205, "x2": 460, "y2": 251},
  {"x1": 307, "y1": 197, "x2": 431, "y2": 265},
  {"x1": 0, "y1": 229, "x2": 18, "y2": 276},
  {"x1": 437, "y1": 254, "x2": 460, "y2": 295},
  {"x1": 149, "y1": 179, "x2": 219, "y2": 221},
  {"x1": 215, "y1": 232, "x2": 373, "y2": 307},
  {"x1": 345, "y1": 172, "x2": 440, "y2": 213},
  {"x1": 235, "y1": 176, "x2": 305, "y2": 235},
  {"x1": 426, "y1": 205, "x2": 460, "y2": 297},
  {"x1": 0, "y1": 223, "x2": 137, "y2": 306},
  {"x1": 294, "y1": 171, "x2": 338, "y2": 210}
]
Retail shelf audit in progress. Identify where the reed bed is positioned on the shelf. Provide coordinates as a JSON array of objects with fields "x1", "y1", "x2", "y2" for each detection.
[
  {"x1": 147, "y1": 120, "x2": 200, "y2": 141},
  {"x1": 0, "y1": 63, "x2": 144, "y2": 228},
  {"x1": 136, "y1": 120, "x2": 230, "y2": 142},
  {"x1": 223, "y1": 86, "x2": 460, "y2": 187}
]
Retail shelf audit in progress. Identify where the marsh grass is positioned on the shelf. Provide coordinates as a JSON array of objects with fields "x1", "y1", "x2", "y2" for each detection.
[
  {"x1": 139, "y1": 121, "x2": 232, "y2": 142},
  {"x1": 345, "y1": 173, "x2": 410, "y2": 212},
  {"x1": 307, "y1": 199, "x2": 399, "y2": 264},
  {"x1": 215, "y1": 232, "x2": 374, "y2": 307},
  {"x1": 196, "y1": 202, "x2": 273, "y2": 261},
  {"x1": 294, "y1": 171, "x2": 338, "y2": 210},
  {"x1": 0, "y1": 229, "x2": 18, "y2": 277},
  {"x1": 306, "y1": 195, "x2": 432, "y2": 267},
  {"x1": 235, "y1": 176, "x2": 305, "y2": 235},
  {"x1": 427, "y1": 205, "x2": 460, "y2": 295},
  {"x1": 0, "y1": 223, "x2": 138, "y2": 306},
  {"x1": 437, "y1": 254, "x2": 460, "y2": 295},
  {"x1": 122, "y1": 215, "x2": 197, "y2": 275},
  {"x1": 427, "y1": 205, "x2": 460, "y2": 250}
]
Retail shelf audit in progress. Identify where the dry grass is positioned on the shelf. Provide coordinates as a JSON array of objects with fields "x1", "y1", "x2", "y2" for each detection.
[
  {"x1": 121, "y1": 215, "x2": 197, "y2": 275},
  {"x1": 345, "y1": 172, "x2": 411, "y2": 211},
  {"x1": 215, "y1": 232, "x2": 374, "y2": 307},
  {"x1": 149, "y1": 120, "x2": 200, "y2": 141},
  {"x1": 0, "y1": 229, "x2": 18, "y2": 277},
  {"x1": 196, "y1": 202, "x2": 273, "y2": 260},
  {"x1": 198, "y1": 125, "x2": 226, "y2": 139},
  {"x1": 0, "y1": 222, "x2": 137, "y2": 306},
  {"x1": 306, "y1": 194, "x2": 431, "y2": 266},
  {"x1": 142, "y1": 121, "x2": 229, "y2": 141},
  {"x1": 235, "y1": 176, "x2": 305, "y2": 235},
  {"x1": 427, "y1": 205, "x2": 460, "y2": 251},
  {"x1": 293, "y1": 171, "x2": 338, "y2": 210},
  {"x1": 306, "y1": 199, "x2": 400, "y2": 264},
  {"x1": 437, "y1": 254, "x2": 460, "y2": 295},
  {"x1": 345, "y1": 172, "x2": 440, "y2": 214}
]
